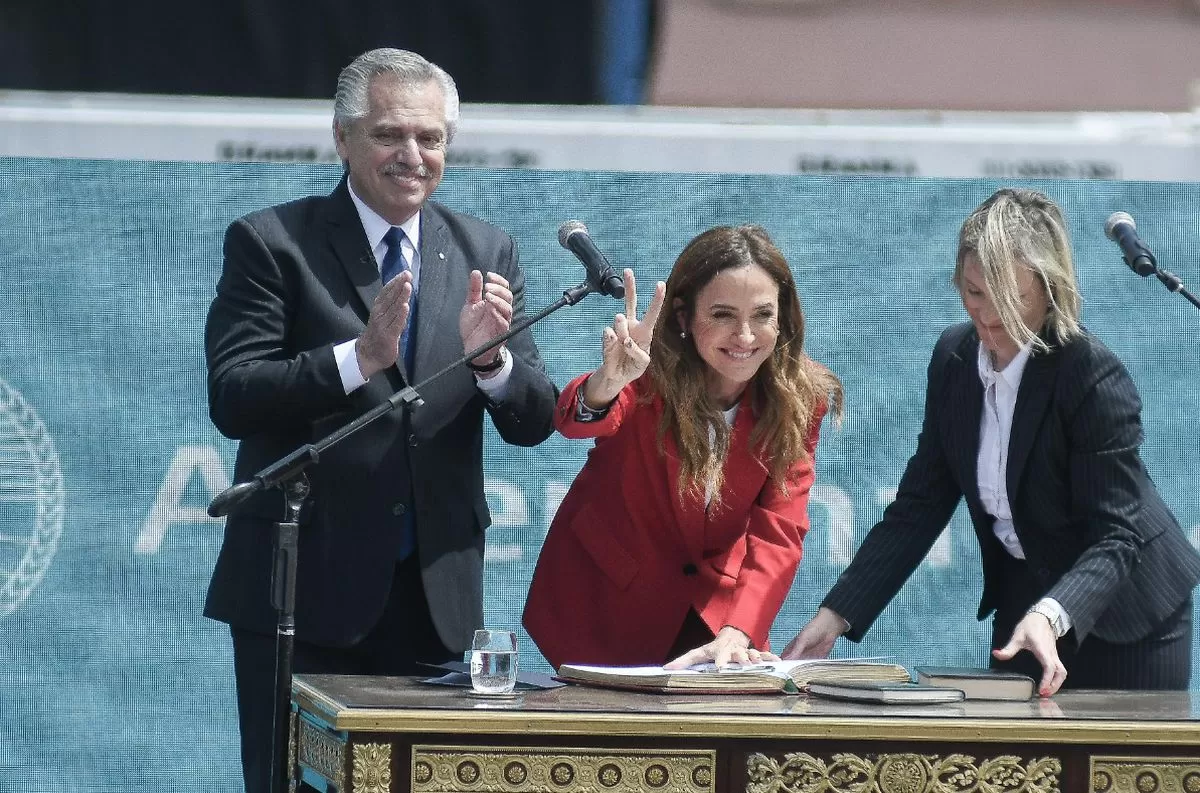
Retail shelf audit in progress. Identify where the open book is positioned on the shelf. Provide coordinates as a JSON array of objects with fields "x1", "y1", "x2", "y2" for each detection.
[{"x1": 556, "y1": 658, "x2": 910, "y2": 694}]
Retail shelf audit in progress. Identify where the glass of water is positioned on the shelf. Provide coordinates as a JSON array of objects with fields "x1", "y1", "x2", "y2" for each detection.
[{"x1": 470, "y1": 629, "x2": 518, "y2": 694}]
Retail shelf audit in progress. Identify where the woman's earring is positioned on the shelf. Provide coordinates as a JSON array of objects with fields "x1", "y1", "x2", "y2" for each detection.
[{"x1": 679, "y1": 331, "x2": 687, "y2": 340}]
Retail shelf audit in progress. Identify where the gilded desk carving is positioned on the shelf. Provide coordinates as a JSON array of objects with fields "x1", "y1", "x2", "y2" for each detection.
[
  {"x1": 1090, "y1": 756, "x2": 1200, "y2": 792},
  {"x1": 297, "y1": 716, "x2": 347, "y2": 790},
  {"x1": 352, "y1": 742, "x2": 393, "y2": 793},
  {"x1": 411, "y1": 745, "x2": 716, "y2": 793},
  {"x1": 288, "y1": 711, "x2": 298, "y2": 793},
  {"x1": 746, "y1": 751, "x2": 1061, "y2": 793}
]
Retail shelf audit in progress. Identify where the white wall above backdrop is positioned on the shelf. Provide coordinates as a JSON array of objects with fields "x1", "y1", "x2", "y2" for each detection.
[{"x1": 2, "y1": 91, "x2": 1200, "y2": 181}]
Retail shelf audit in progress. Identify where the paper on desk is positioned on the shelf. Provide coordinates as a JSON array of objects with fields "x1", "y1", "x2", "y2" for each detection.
[
  {"x1": 418, "y1": 661, "x2": 565, "y2": 690},
  {"x1": 565, "y1": 658, "x2": 896, "y2": 676},
  {"x1": 562, "y1": 662, "x2": 788, "y2": 680}
]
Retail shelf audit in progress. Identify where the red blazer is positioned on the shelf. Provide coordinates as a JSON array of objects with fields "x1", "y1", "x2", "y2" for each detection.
[{"x1": 523, "y1": 372, "x2": 826, "y2": 669}]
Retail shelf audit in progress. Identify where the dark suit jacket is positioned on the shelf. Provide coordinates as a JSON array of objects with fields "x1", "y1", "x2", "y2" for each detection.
[
  {"x1": 523, "y1": 373, "x2": 827, "y2": 668},
  {"x1": 202, "y1": 179, "x2": 557, "y2": 652},
  {"x1": 825, "y1": 322, "x2": 1200, "y2": 646}
]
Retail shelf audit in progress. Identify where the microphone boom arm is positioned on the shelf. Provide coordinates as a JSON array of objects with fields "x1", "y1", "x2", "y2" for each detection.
[
  {"x1": 207, "y1": 277, "x2": 604, "y2": 518},
  {"x1": 1149, "y1": 266, "x2": 1200, "y2": 311}
]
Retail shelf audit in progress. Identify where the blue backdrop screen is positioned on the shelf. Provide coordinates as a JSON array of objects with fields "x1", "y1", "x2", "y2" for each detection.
[{"x1": 1, "y1": 158, "x2": 1197, "y2": 791}]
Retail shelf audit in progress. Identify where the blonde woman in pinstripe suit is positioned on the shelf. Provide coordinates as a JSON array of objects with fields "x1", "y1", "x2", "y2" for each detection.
[{"x1": 781, "y1": 188, "x2": 1200, "y2": 697}]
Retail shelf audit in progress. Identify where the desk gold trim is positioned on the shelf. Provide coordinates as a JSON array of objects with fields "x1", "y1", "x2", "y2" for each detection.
[
  {"x1": 411, "y1": 745, "x2": 716, "y2": 793},
  {"x1": 288, "y1": 711, "x2": 298, "y2": 793},
  {"x1": 298, "y1": 716, "x2": 347, "y2": 790},
  {"x1": 746, "y1": 751, "x2": 1061, "y2": 793},
  {"x1": 352, "y1": 743, "x2": 392, "y2": 793},
  {"x1": 1089, "y1": 755, "x2": 1200, "y2": 792},
  {"x1": 292, "y1": 688, "x2": 1199, "y2": 746}
]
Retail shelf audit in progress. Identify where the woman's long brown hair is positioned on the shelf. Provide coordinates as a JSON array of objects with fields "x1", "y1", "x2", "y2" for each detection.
[{"x1": 647, "y1": 224, "x2": 843, "y2": 505}]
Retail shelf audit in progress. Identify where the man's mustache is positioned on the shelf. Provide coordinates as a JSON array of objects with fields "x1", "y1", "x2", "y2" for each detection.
[{"x1": 383, "y1": 164, "x2": 430, "y2": 179}]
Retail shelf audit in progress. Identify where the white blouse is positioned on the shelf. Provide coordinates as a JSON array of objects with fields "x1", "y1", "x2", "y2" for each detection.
[{"x1": 976, "y1": 340, "x2": 1072, "y2": 636}]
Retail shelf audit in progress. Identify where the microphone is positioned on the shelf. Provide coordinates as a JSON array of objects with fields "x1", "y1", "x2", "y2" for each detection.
[
  {"x1": 207, "y1": 480, "x2": 263, "y2": 518},
  {"x1": 1104, "y1": 212, "x2": 1158, "y2": 277},
  {"x1": 558, "y1": 221, "x2": 625, "y2": 299},
  {"x1": 207, "y1": 444, "x2": 319, "y2": 518}
]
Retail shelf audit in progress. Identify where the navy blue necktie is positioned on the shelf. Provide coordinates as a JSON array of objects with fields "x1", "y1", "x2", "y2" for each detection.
[
  {"x1": 381, "y1": 226, "x2": 417, "y2": 377},
  {"x1": 382, "y1": 226, "x2": 417, "y2": 560}
]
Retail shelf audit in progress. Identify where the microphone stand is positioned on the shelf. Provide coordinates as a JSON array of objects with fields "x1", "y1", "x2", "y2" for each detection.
[
  {"x1": 1147, "y1": 268, "x2": 1200, "y2": 312},
  {"x1": 208, "y1": 277, "x2": 609, "y2": 793},
  {"x1": 1123, "y1": 253, "x2": 1200, "y2": 312}
]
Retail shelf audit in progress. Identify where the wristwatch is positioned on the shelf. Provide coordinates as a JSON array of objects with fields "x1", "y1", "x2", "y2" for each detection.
[
  {"x1": 573, "y1": 383, "x2": 611, "y2": 422},
  {"x1": 466, "y1": 347, "x2": 506, "y2": 374},
  {"x1": 1026, "y1": 601, "x2": 1068, "y2": 638}
]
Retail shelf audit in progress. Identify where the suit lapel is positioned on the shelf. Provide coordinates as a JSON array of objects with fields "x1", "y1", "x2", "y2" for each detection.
[
  {"x1": 413, "y1": 208, "x2": 455, "y2": 381},
  {"x1": 324, "y1": 178, "x2": 379, "y2": 320},
  {"x1": 715, "y1": 402, "x2": 769, "y2": 520},
  {"x1": 943, "y1": 330, "x2": 984, "y2": 509},
  {"x1": 657, "y1": 417, "x2": 700, "y2": 554},
  {"x1": 661, "y1": 400, "x2": 769, "y2": 560},
  {"x1": 1006, "y1": 346, "x2": 1058, "y2": 505}
]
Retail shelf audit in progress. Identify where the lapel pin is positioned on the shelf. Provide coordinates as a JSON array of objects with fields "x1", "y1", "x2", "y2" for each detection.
[{"x1": 438, "y1": 252, "x2": 445, "y2": 260}]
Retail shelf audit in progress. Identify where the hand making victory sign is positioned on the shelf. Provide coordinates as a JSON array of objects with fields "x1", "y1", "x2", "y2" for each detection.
[{"x1": 580, "y1": 269, "x2": 667, "y2": 409}]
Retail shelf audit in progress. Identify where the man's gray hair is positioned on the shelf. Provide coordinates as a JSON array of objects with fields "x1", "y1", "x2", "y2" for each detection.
[{"x1": 333, "y1": 48, "x2": 460, "y2": 141}]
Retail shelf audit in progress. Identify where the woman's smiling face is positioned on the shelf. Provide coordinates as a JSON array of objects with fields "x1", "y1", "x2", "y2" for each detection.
[{"x1": 683, "y1": 263, "x2": 780, "y2": 407}]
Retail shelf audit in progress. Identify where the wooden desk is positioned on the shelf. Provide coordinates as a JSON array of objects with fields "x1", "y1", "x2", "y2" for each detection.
[{"x1": 291, "y1": 674, "x2": 1200, "y2": 793}]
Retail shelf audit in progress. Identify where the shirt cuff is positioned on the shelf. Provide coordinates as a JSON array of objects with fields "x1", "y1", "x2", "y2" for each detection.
[
  {"x1": 474, "y1": 347, "x2": 513, "y2": 399},
  {"x1": 335, "y1": 339, "x2": 368, "y2": 394}
]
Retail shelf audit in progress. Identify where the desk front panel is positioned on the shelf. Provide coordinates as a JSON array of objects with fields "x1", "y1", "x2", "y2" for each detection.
[{"x1": 292, "y1": 675, "x2": 1200, "y2": 793}]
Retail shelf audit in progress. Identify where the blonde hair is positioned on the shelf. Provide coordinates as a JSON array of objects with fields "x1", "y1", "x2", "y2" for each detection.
[
  {"x1": 953, "y1": 187, "x2": 1082, "y2": 351},
  {"x1": 647, "y1": 225, "x2": 843, "y2": 505}
]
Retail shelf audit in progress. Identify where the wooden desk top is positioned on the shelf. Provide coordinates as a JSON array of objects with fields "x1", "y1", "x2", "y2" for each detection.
[{"x1": 293, "y1": 674, "x2": 1200, "y2": 745}]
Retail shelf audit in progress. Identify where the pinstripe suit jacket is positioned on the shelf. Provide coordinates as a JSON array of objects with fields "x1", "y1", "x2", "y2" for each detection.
[{"x1": 824, "y1": 321, "x2": 1200, "y2": 645}]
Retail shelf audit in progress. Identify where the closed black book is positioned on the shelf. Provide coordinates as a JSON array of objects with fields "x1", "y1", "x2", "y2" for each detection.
[
  {"x1": 808, "y1": 680, "x2": 966, "y2": 705},
  {"x1": 915, "y1": 666, "x2": 1035, "y2": 701}
]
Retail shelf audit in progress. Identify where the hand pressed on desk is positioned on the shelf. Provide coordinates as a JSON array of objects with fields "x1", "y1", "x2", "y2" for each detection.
[
  {"x1": 664, "y1": 625, "x2": 763, "y2": 670},
  {"x1": 991, "y1": 610, "x2": 1067, "y2": 698},
  {"x1": 688, "y1": 662, "x2": 776, "y2": 673},
  {"x1": 780, "y1": 607, "x2": 847, "y2": 660}
]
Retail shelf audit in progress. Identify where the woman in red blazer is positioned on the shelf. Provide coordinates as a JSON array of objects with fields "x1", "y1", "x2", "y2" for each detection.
[{"x1": 523, "y1": 225, "x2": 842, "y2": 670}]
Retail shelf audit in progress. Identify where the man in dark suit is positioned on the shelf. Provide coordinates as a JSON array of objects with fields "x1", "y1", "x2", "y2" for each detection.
[
  {"x1": 203, "y1": 48, "x2": 557, "y2": 793},
  {"x1": 782, "y1": 188, "x2": 1200, "y2": 696}
]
